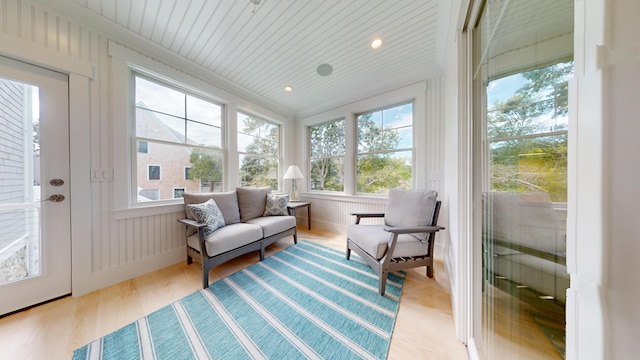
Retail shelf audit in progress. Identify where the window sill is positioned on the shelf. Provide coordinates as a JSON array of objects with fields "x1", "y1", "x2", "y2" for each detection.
[
  {"x1": 300, "y1": 192, "x2": 388, "y2": 205},
  {"x1": 113, "y1": 202, "x2": 184, "y2": 220}
]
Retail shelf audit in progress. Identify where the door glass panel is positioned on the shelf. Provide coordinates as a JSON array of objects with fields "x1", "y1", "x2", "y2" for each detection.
[
  {"x1": 473, "y1": 1, "x2": 573, "y2": 358},
  {"x1": 0, "y1": 80, "x2": 41, "y2": 285}
]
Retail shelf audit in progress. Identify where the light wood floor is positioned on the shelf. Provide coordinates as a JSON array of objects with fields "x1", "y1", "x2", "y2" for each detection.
[{"x1": 0, "y1": 228, "x2": 468, "y2": 359}]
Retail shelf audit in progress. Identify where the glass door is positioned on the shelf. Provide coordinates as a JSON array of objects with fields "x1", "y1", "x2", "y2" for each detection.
[
  {"x1": 0, "y1": 56, "x2": 71, "y2": 315},
  {"x1": 471, "y1": 0, "x2": 574, "y2": 358}
]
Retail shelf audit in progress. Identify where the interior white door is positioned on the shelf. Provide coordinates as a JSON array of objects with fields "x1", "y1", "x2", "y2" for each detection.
[{"x1": 0, "y1": 56, "x2": 71, "y2": 315}]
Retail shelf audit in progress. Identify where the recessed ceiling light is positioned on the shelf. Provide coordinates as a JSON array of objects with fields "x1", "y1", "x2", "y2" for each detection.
[
  {"x1": 370, "y1": 37, "x2": 384, "y2": 49},
  {"x1": 316, "y1": 63, "x2": 333, "y2": 76},
  {"x1": 284, "y1": 86, "x2": 293, "y2": 92}
]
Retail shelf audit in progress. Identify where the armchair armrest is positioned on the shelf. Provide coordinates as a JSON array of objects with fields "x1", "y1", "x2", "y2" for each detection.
[
  {"x1": 350, "y1": 212, "x2": 385, "y2": 224},
  {"x1": 178, "y1": 218, "x2": 206, "y2": 229},
  {"x1": 383, "y1": 225, "x2": 445, "y2": 234}
]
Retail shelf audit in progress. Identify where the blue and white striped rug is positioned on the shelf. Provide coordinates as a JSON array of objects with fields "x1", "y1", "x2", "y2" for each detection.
[{"x1": 73, "y1": 241, "x2": 405, "y2": 360}]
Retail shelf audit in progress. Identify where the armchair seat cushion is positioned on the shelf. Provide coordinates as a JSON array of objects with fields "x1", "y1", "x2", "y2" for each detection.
[
  {"x1": 246, "y1": 216, "x2": 296, "y2": 238},
  {"x1": 347, "y1": 224, "x2": 430, "y2": 260},
  {"x1": 188, "y1": 223, "x2": 263, "y2": 257}
]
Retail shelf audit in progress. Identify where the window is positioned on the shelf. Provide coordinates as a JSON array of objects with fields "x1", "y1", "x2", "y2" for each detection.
[
  {"x1": 137, "y1": 141, "x2": 148, "y2": 153},
  {"x1": 308, "y1": 119, "x2": 345, "y2": 191},
  {"x1": 487, "y1": 61, "x2": 571, "y2": 202},
  {"x1": 173, "y1": 188, "x2": 185, "y2": 198},
  {"x1": 471, "y1": 1, "x2": 573, "y2": 358},
  {"x1": 139, "y1": 189, "x2": 159, "y2": 201},
  {"x1": 134, "y1": 74, "x2": 224, "y2": 202},
  {"x1": 148, "y1": 165, "x2": 160, "y2": 180},
  {"x1": 356, "y1": 102, "x2": 413, "y2": 194},
  {"x1": 237, "y1": 112, "x2": 279, "y2": 189}
]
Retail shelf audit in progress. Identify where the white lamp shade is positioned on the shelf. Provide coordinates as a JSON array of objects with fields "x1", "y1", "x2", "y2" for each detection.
[{"x1": 283, "y1": 165, "x2": 304, "y2": 179}]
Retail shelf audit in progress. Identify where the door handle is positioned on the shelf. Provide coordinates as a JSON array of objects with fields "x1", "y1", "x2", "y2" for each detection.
[
  {"x1": 49, "y1": 179, "x2": 64, "y2": 186},
  {"x1": 47, "y1": 194, "x2": 65, "y2": 202}
]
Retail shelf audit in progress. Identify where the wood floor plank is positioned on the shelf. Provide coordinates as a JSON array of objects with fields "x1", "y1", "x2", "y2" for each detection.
[{"x1": 0, "y1": 228, "x2": 468, "y2": 359}]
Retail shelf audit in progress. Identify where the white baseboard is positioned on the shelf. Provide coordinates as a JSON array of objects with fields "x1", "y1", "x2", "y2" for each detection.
[
  {"x1": 72, "y1": 247, "x2": 185, "y2": 297},
  {"x1": 467, "y1": 337, "x2": 480, "y2": 360}
]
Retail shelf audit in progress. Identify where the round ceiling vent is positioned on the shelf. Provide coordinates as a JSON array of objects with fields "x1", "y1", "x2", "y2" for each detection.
[{"x1": 316, "y1": 63, "x2": 333, "y2": 76}]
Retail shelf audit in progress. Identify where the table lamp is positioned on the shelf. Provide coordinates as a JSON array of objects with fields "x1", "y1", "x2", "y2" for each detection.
[{"x1": 283, "y1": 165, "x2": 304, "y2": 202}]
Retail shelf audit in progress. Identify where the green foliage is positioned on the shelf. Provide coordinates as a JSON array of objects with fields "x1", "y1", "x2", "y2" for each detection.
[
  {"x1": 355, "y1": 113, "x2": 411, "y2": 193},
  {"x1": 488, "y1": 61, "x2": 572, "y2": 202},
  {"x1": 310, "y1": 120, "x2": 345, "y2": 191},
  {"x1": 189, "y1": 149, "x2": 223, "y2": 191},
  {"x1": 357, "y1": 154, "x2": 412, "y2": 193},
  {"x1": 357, "y1": 114, "x2": 401, "y2": 153},
  {"x1": 239, "y1": 115, "x2": 279, "y2": 188},
  {"x1": 309, "y1": 112, "x2": 412, "y2": 193}
]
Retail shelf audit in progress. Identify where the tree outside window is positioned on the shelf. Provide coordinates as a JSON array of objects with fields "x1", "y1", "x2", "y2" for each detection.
[
  {"x1": 309, "y1": 119, "x2": 345, "y2": 191},
  {"x1": 356, "y1": 103, "x2": 413, "y2": 194},
  {"x1": 237, "y1": 112, "x2": 279, "y2": 189},
  {"x1": 487, "y1": 61, "x2": 572, "y2": 202}
]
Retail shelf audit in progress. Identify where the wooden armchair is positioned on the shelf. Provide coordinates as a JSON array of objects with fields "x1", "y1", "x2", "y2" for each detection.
[{"x1": 346, "y1": 189, "x2": 444, "y2": 296}]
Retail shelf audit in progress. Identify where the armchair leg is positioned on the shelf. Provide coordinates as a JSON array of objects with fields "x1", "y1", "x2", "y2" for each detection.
[
  {"x1": 202, "y1": 266, "x2": 209, "y2": 289},
  {"x1": 426, "y1": 265, "x2": 433, "y2": 278},
  {"x1": 187, "y1": 254, "x2": 193, "y2": 265},
  {"x1": 346, "y1": 241, "x2": 351, "y2": 260},
  {"x1": 378, "y1": 271, "x2": 388, "y2": 296},
  {"x1": 293, "y1": 233, "x2": 298, "y2": 244}
]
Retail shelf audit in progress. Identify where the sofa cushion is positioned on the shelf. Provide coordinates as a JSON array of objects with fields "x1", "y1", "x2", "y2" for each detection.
[
  {"x1": 236, "y1": 186, "x2": 271, "y2": 222},
  {"x1": 263, "y1": 193, "x2": 290, "y2": 216},
  {"x1": 183, "y1": 191, "x2": 241, "y2": 225},
  {"x1": 347, "y1": 224, "x2": 429, "y2": 260},
  {"x1": 188, "y1": 223, "x2": 263, "y2": 256},
  {"x1": 384, "y1": 189, "x2": 437, "y2": 241},
  {"x1": 187, "y1": 199, "x2": 225, "y2": 237},
  {"x1": 246, "y1": 216, "x2": 296, "y2": 238}
]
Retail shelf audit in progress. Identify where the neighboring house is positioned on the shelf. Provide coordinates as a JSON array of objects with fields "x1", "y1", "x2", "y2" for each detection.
[
  {"x1": 134, "y1": 103, "x2": 200, "y2": 201},
  {"x1": 0, "y1": 78, "x2": 36, "y2": 282}
]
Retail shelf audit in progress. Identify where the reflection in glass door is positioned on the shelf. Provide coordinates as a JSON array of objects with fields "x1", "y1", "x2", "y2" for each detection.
[
  {"x1": 0, "y1": 81, "x2": 41, "y2": 285},
  {"x1": 0, "y1": 56, "x2": 70, "y2": 315},
  {"x1": 472, "y1": 1, "x2": 574, "y2": 358}
]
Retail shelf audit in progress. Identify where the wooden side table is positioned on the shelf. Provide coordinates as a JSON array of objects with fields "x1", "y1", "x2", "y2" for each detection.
[{"x1": 287, "y1": 201, "x2": 311, "y2": 230}]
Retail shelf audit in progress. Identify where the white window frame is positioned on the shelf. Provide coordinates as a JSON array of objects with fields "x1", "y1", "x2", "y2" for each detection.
[
  {"x1": 308, "y1": 118, "x2": 346, "y2": 193},
  {"x1": 299, "y1": 82, "x2": 428, "y2": 202},
  {"x1": 354, "y1": 101, "x2": 415, "y2": 195},
  {"x1": 147, "y1": 164, "x2": 161, "y2": 181},
  {"x1": 109, "y1": 41, "x2": 294, "y2": 219},
  {"x1": 173, "y1": 187, "x2": 185, "y2": 198},
  {"x1": 237, "y1": 111, "x2": 282, "y2": 190}
]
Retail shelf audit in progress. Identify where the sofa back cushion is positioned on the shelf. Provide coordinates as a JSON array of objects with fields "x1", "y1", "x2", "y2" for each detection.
[
  {"x1": 236, "y1": 186, "x2": 271, "y2": 222},
  {"x1": 183, "y1": 191, "x2": 241, "y2": 226}
]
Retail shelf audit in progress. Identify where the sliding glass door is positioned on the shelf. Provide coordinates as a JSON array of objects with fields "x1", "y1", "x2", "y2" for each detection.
[{"x1": 470, "y1": 1, "x2": 573, "y2": 358}]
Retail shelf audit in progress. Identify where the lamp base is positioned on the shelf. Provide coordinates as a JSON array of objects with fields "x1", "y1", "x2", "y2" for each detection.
[{"x1": 289, "y1": 190, "x2": 300, "y2": 202}]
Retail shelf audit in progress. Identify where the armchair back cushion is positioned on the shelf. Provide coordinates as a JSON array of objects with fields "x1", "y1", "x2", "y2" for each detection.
[
  {"x1": 384, "y1": 189, "x2": 437, "y2": 241},
  {"x1": 236, "y1": 186, "x2": 272, "y2": 222}
]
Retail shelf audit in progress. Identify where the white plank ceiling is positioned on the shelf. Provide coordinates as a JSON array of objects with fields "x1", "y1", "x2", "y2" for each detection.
[{"x1": 39, "y1": 0, "x2": 444, "y2": 118}]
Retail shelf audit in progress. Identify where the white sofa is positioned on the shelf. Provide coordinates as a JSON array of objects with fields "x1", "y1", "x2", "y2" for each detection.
[{"x1": 179, "y1": 187, "x2": 297, "y2": 288}]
